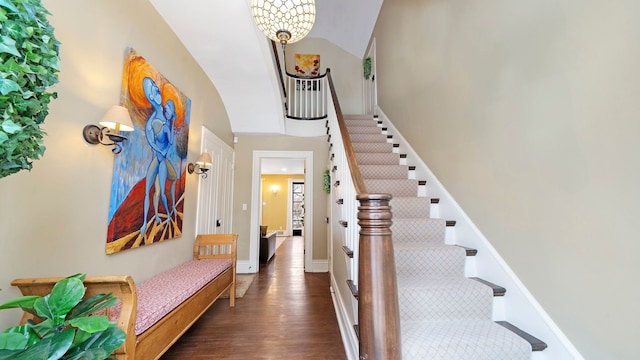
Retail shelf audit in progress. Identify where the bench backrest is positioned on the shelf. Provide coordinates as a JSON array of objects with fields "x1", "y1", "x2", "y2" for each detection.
[{"x1": 194, "y1": 233, "x2": 238, "y2": 266}]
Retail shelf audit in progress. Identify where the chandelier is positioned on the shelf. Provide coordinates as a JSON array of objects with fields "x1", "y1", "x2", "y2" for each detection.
[{"x1": 250, "y1": 0, "x2": 316, "y2": 45}]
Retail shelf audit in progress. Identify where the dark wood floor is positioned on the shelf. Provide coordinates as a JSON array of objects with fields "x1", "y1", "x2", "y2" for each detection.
[{"x1": 161, "y1": 236, "x2": 347, "y2": 359}]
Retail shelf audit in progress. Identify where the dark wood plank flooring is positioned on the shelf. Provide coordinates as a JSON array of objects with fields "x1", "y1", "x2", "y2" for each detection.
[{"x1": 161, "y1": 236, "x2": 347, "y2": 359}]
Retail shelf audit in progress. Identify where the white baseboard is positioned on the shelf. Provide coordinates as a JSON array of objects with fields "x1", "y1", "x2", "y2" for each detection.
[
  {"x1": 237, "y1": 259, "x2": 327, "y2": 273},
  {"x1": 236, "y1": 260, "x2": 256, "y2": 274},
  {"x1": 330, "y1": 273, "x2": 359, "y2": 360},
  {"x1": 311, "y1": 260, "x2": 329, "y2": 273}
]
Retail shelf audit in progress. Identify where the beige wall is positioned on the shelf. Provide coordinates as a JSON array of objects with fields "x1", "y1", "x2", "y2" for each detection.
[
  {"x1": 0, "y1": 0, "x2": 233, "y2": 327},
  {"x1": 261, "y1": 174, "x2": 305, "y2": 232},
  {"x1": 232, "y1": 135, "x2": 329, "y2": 261},
  {"x1": 287, "y1": 38, "x2": 364, "y2": 115},
  {"x1": 372, "y1": 0, "x2": 640, "y2": 358}
]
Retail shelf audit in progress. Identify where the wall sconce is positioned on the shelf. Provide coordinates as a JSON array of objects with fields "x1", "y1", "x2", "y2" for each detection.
[
  {"x1": 188, "y1": 152, "x2": 212, "y2": 179},
  {"x1": 270, "y1": 185, "x2": 280, "y2": 195},
  {"x1": 82, "y1": 105, "x2": 134, "y2": 154}
]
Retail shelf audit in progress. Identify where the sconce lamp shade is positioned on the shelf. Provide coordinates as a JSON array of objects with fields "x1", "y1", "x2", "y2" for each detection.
[
  {"x1": 195, "y1": 152, "x2": 212, "y2": 169},
  {"x1": 98, "y1": 105, "x2": 134, "y2": 132},
  {"x1": 82, "y1": 105, "x2": 134, "y2": 154},
  {"x1": 250, "y1": 0, "x2": 316, "y2": 45},
  {"x1": 188, "y1": 152, "x2": 213, "y2": 178}
]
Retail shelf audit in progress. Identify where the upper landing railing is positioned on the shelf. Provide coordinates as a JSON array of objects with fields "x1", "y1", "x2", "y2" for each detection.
[
  {"x1": 270, "y1": 40, "x2": 328, "y2": 121},
  {"x1": 285, "y1": 71, "x2": 327, "y2": 120}
]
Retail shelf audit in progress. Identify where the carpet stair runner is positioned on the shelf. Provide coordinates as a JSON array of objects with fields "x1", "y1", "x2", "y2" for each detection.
[{"x1": 341, "y1": 114, "x2": 540, "y2": 359}]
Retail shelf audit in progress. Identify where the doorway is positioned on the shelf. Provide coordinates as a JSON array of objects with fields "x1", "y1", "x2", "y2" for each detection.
[
  {"x1": 290, "y1": 180, "x2": 304, "y2": 236},
  {"x1": 250, "y1": 151, "x2": 313, "y2": 273}
]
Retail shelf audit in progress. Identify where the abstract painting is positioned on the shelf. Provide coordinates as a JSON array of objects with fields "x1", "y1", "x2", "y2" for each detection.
[
  {"x1": 106, "y1": 48, "x2": 191, "y2": 254},
  {"x1": 294, "y1": 54, "x2": 320, "y2": 77}
]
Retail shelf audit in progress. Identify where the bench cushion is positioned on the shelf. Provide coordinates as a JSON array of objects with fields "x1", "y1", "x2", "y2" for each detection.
[{"x1": 133, "y1": 258, "x2": 232, "y2": 335}]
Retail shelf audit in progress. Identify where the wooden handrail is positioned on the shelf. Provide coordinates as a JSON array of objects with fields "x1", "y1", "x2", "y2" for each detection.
[
  {"x1": 326, "y1": 69, "x2": 367, "y2": 195},
  {"x1": 326, "y1": 68, "x2": 402, "y2": 360},
  {"x1": 270, "y1": 40, "x2": 287, "y2": 98},
  {"x1": 285, "y1": 71, "x2": 328, "y2": 79}
]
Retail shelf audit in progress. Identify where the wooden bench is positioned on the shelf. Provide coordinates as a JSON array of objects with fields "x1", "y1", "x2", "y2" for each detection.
[{"x1": 10, "y1": 233, "x2": 237, "y2": 360}]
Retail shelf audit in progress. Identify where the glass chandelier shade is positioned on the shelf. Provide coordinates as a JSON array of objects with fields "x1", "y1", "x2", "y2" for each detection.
[{"x1": 250, "y1": 0, "x2": 316, "y2": 45}]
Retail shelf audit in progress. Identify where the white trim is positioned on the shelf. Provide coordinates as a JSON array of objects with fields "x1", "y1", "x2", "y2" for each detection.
[
  {"x1": 236, "y1": 260, "x2": 254, "y2": 274},
  {"x1": 311, "y1": 260, "x2": 328, "y2": 273},
  {"x1": 287, "y1": 178, "x2": 294, "y2": 236},
  {"x1": 377, "y1": 107, "x2": 583, "y2": 360},
  {"x1": 330, "y1": 277, "x2": 359, "y2": 360},
  {"x1": 251, "y1": 151, "x2": 314, "y2": 273}
]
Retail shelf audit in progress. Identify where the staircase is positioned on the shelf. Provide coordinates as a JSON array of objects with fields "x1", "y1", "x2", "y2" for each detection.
[{"x1": 340, "y1": 114, "x2": 546, "y2": 359}]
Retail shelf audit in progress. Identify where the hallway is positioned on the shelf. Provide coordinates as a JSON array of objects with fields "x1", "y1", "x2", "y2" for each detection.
[{"x1": 161, "y1": 236, "x2": 347, "y2": 359}]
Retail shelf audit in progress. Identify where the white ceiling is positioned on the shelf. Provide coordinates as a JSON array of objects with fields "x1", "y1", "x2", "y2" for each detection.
[
  {"x1": 149, "y1": 0, "x2": 382, "y2": 135},
  {"x1": 261, "y1": 158, "x2": 305, "y2": 175},
  {"x1": 306, "y1": 0, "x2": 383, "y2": 58}
]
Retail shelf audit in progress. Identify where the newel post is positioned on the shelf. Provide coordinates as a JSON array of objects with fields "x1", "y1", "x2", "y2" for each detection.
[{"x1": 357, "y1": 193, "x2": 402, "y2": 360}]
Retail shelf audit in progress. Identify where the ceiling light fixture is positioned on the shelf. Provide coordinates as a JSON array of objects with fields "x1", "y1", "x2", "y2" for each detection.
[{"x1": 250, "y1": 0, "x2": 316, "y2": 46}]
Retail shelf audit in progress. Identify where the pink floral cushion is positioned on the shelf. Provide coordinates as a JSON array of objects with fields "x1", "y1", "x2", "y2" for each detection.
[{"x1": 111, "y1": 259, "x2": 232, "y2": 335}]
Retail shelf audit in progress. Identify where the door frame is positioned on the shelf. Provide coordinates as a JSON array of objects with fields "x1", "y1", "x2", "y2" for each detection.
[{"x1": 250, "y1": 150, "x2": 313, "y2": 272}]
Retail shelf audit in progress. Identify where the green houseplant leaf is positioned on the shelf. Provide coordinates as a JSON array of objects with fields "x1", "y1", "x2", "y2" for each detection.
[
  {"x1": 0, "y1": 295, "x2": 39, "y2": 311},
  {"x1": 1, "y1": 322, "x2": 43, "y2": 349},
  {"x1": 68, "y1": 293, "x2": 118, "y2": 319},
  {"x1": 0, "y1": 0, "x2": 60, "y2": 178},
  {"x1": 68, "y1": 316, "x2": 110, "y2": 334},
  {"x1": 34, "y1": 277, "x2": 85, "y2": 325},
  {"x1": 0, "y1": 328, "x2": 74, "y2": 360},
  {"x1": 0, "y1": 332, "x2": 28, "y2": 350},
  {"x1": 63, "y1": 324, "x2": 125, "y2": 360},
  {"x1": 0, "y1": 274, "x2": 126, "y2": 360}
]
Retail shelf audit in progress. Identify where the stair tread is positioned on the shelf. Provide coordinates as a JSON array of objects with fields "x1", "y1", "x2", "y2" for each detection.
[
  {"x1": 470, "y1": 277, "x2": 506, "y2": 296},
  {"x1": 496, "y1": 321, "x2": 548, "y2": 352},
  {"x1": 355, "y1": 152, "x2": 400, "y2": 165},
  {"x1": 345, "y1": 126, "x2": 381, "y2": 134},
  {"x1": 390, "y1": 197, "x2": 436, "y2": 218},
  {"x1": 342, "y1": 246, "x2": 354, "y2": 258},
  {"x1": 401, "y1": 320, "x2": 533, "y2": 359},
  {"x1": 364, "y1": 178, "x2": 420, "y2": 197},
  {"x1": 455, "y1": 245, "x2": 478, "y2": 256},
  {"x1": 397, "y1": 276, "x2": 494, "y2": 322},
  {"x1": 347, "y1": 279, "x2": 358, "y2": 299}
]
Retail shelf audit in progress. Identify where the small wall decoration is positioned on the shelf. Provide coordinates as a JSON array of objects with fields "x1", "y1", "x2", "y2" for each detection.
[
  {"x1": 294, "y1": 54, "x2": 320, "y2": 76},
  {"x1": 105, "y1": 48, "x2": 191, "y2": 254},
  {"x1": 323, "y1": 169, "x2": 331, "y2": 194},
  {"x1": 363, "y1": 57, "x2": 372, "y2": 80}
]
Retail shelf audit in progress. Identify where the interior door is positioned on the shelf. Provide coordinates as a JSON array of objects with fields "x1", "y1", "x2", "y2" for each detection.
[
  {"x1": 195, "y1": 126, "x2": 234, "y2": 234},
  {"x1": 364, "y1": 38, "x2": 377, "y2": 115}
]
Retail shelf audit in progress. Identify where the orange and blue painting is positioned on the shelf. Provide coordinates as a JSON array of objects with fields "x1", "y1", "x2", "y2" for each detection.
[{"x1": 106, "y1": 48, "x2": 191, "y2": 254}]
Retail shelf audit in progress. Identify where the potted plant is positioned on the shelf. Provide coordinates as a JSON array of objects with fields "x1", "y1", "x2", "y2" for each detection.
[
  {"x1": 0, "y1": 273, "x2": 126, "y2": 360},
  {"x1": 0, "y1": 0, "x2": 61, "y2": 178}
]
